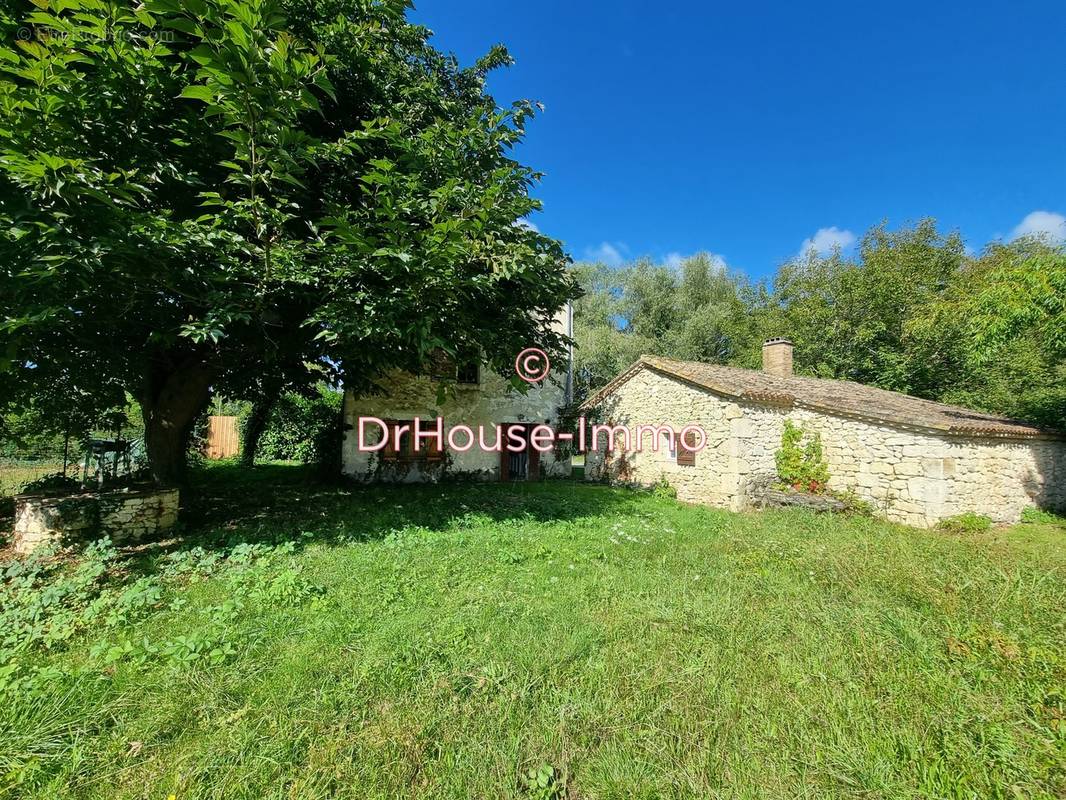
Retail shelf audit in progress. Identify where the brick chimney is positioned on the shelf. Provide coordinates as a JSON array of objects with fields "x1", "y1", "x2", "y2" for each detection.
[{"x1": 762, "y1": 338, "x2": 793, "y2": 377}]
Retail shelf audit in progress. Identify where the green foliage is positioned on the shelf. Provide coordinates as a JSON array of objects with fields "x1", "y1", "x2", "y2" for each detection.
[
  {"x1": 520, "y1": 763, "x2": 564, "y2": 799},
  {"x1": 0, "y1": 0, "x2": 577, "y2": 482},
  {"x1": 936, "y1": 513, "x2": 994, "y2": 534},
  {"x1": 2, "y1": 463, "x2": 1065, "y2": 796},
  {"x1": 16, "y1": 472, "x2": 79, "y2": 497},
  {"x1": 0, "y1": 539, "x2": 122, "y2": 653},
  {"x1": 774, "y1": 420, "x2": 831, "y2": 492},
  {"x1": 254, "y1": 386, "x2": 341, "y2": 465},
  {"x1": 571, "y1": 255, "x2": 753, "y2": 398},
  {"x1": 1021, "y1": 507, "x2": 1065, "y2": 526},
  {"x1": 0, "y1": 531, "x2": 323, "y2": 688},
  {"x1": 908, "y1": 239, "x2": 1066, "y2": 429},
  {"x1": 769, "y1": 220, "x2": 966, "y2": 392},
  {"x1": 573, "y1": 221, "x2": 1065, "y2": 431},
  {"x1": 831, "y1": 489, "x2": 875, "y2": 517},
  {"x1": 963, "y1": 243, "x2": 1066, "y2": 361},
  {"x1": 651, "y1": 475, "x2": 678, "y2": 499}
]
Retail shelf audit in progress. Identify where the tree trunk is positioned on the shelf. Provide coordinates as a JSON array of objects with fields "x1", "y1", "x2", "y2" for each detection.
[
  {"x1": 240, "y1": 391, "x2": 278, "y2": 467},
  {"x1": 142, "y1": 356, "x2": 214, "y2": 485}
]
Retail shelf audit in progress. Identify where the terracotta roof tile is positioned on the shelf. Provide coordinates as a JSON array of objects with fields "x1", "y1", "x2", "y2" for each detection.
[{"x1": 581, "y1": 355, "x2": 1061, "y2": 440}]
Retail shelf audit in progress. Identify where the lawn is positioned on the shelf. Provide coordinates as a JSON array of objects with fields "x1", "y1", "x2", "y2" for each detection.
[
  {"x1": 0, "y1": 462, "x2": 66, "y2": 499},
  {"x1": 2, "y1": 464, "x2": 1064, "y2": 799}
]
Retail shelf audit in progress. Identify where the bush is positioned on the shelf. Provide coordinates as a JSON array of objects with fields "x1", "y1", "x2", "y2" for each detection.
[
  {"x1": 256, "y1": 387, "x2": 342, "y2": 466},
  {"x1": 831, "y1": 490, "x2": 875, "y2": 517},
  {"x1": 774, "y1": 420, "x2": 830, "y2": 493},
  {"x1": 651, "y1": 475, "x2": 677, "y2": 499},
  {"x1": 1021, "y1": 506, "x2": 1066, "y2": 526},
  {"x1": 936, "y1": 512, "x2": 993, "y2": 534}
]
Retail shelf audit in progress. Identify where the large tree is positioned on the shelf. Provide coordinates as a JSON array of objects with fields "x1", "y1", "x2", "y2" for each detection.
[
  {"x1": 761, "y1": 220, "x2": 966, "y2": 393},
  {"x1": 0, "y1": 0, "x2": 577, "y2": 482}
]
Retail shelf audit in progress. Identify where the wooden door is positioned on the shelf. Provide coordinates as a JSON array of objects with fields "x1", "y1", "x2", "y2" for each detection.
[{"x1": 499, "y1": 424, "x2": 540, "y2": 480}]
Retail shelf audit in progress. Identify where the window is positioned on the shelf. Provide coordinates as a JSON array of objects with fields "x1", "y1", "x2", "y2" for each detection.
[
  {"x1": 676, "y1": 430, "x2": 698, "y2": 466},
  {"x1": 457, "y1": 359, "x2": 479, "y2": 385},
  {"x1": 427, "y1": 347, "x2": 480, "y2": 385},
  {"x1": 380, "y1": 419, "x2": 443, "y2": 463},
  {"x1": 427, "y1": 350, "x2": 455, "y2": 382}
]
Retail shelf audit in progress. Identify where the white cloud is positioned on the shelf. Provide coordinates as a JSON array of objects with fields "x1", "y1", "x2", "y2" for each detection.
[
  {"x1": 798, "y1": 226, "x2": 856, "y2": 257},
  {"x1": 515, "y1": 217, "x2": 539, "y2": 233},
  {"x1": 663, "y1": 251, "x2": 685, "y2": 269},
  {"x1": 663, "y1": 251, "x2": 727, "y2": 272},
  {"x1": 1010, "y1": 210, "x2": 1066, "y2": 243},
  {"x1": 583, "y1": 241, "x2": 627, "y2": 267}
]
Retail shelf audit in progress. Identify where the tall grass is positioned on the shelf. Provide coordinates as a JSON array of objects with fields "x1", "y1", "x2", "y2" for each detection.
[{"x1": 1, "y1": 464, "x2": 1063, "y2": 798}]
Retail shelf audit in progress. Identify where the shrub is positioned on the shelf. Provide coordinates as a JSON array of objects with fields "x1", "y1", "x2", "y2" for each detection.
[
  {"x1": 256, "y1": 387, "x2": 342, "y2": 466},
  {"x1": 936, "y1": 512, "x2": 993, "y2": 534},
  {"x1": 1020, "y1": 506, "x2": 1066, "y2": 526},
  {"x1": 651, "y1": 475, "x2": 677, "y2": 499},
  {"x1": 831, "y1": 490, "x2": 875, "y2": 517},
  {"x1": 775, "y1": 420, "x2": 830, "y2": 493}
]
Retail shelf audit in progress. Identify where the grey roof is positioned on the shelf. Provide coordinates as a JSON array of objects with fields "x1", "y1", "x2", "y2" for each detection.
[{"x1": 582, "y1": 355, "x2": 1061, "y2": 440}]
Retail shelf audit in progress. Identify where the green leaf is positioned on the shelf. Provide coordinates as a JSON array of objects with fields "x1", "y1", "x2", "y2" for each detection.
[{"x1": 179, "y1": 85, "x2": 215, "y2": 103}]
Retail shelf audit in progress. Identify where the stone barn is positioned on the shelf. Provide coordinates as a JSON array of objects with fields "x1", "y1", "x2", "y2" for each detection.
[{"x1": 582, "y1": 339, "x2": 1066, "y2": 527}]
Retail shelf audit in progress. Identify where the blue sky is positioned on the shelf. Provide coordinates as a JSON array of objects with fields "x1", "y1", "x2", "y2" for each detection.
[{"x1": 411, "y1": 1, "x2": 1066, "y2": 279}]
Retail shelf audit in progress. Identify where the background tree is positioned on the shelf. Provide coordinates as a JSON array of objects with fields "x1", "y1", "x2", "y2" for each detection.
[
  {"x1": 572, "y1": 254, "x2": 754, "y2": 398},
  {"x1": 758, "y1": 220, "x2": 966, "y2": 393},
  {"x1": 908, "y1": 237, "x2": 1066, "y2": 427},
  {"x1": 572, "y1": 220, "x2": 1064, "y2": 429}
]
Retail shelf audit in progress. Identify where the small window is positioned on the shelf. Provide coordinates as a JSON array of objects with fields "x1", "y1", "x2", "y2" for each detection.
[
  {"x1": 677, "y1": 430, "x2": 698, "y2": 466},
  {"x1": 427, "y1": 347, "x2": 479, "y2": 384},
  {"x1": 427, "y1": 350, "x2": 455, "y2": 382},
  {"x1": 457, "y1": 359, "x2": 479, "y2": 385}
]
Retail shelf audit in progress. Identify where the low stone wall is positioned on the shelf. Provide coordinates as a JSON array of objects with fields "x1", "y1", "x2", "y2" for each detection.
[
  {"x1": 13, "y1": 487, "x2": 180, "y2": 554},
  {"x1": 749, "y1": 484, "x2": 847, "y2": 514}
]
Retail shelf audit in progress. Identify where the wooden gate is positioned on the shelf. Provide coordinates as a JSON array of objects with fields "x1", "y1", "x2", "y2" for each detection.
[{"x1": 206, "y1": 415, "x2": 240, "y2": 459}]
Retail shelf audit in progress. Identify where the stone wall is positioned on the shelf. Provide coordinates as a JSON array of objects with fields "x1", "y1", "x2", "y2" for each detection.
[
  {"x1": 739, "y1": 405, "x2": 1066, "y2": 526},
  {"x1": 13, "y1": 487, "x2": 180, "y2": 554},
  {"x1": 584, "y1": 368, "x2": 744, "y2": 508},
  {"x1": 585, "y1": 367, "x2": 1066, "y2": 527},
  {"x1": 341, "y1": 366, "x2": 571, "y2": 482}
]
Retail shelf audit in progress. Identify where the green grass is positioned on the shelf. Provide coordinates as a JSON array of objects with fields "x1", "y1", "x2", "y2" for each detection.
[
  {"x1": 0, "y1": 463, "x2": 65, "y2": 499},
  {"x1": 2, "y1": 463, "x2": 1065, "y2": 799}
]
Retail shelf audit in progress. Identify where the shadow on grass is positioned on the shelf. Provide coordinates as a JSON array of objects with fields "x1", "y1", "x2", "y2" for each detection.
[{"x1": 174, "y1": 461, "x2": 647, "y2": 552}]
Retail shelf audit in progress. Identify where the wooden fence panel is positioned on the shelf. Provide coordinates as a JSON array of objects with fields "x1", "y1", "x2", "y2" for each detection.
[{"x1": 206, "y1": 415, "x2": 240, "y2": 459}]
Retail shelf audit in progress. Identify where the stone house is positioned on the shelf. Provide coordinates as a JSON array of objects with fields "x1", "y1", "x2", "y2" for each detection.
[
  {"x1": 582, "y1": 339, "x2": 1066, "y2": 527},
  {"x1": 340, "y1": 307, "x2": 574, "y2": 482}
]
